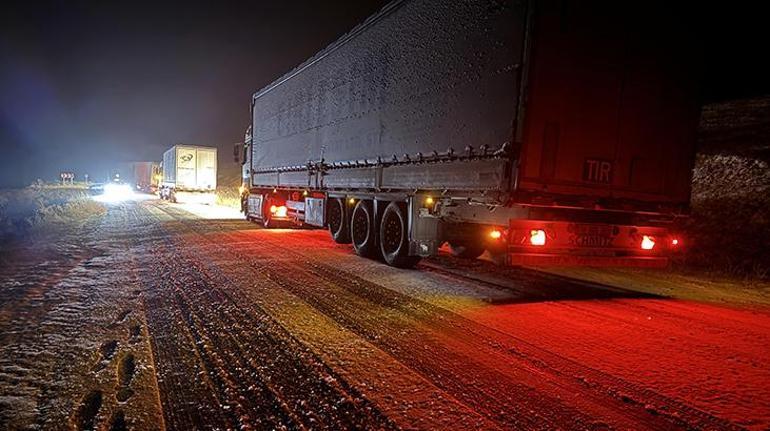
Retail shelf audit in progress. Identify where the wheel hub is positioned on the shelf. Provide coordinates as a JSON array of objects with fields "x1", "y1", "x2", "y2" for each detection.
[
  {"x1": 352, "y1": 211, "x2": 368, "y2": 245},
  {"x1": 382, "y1": 213, "x2": 402, "y2": 253},
  {"x1": 328, "y1": 202, "x2": 341, "y2": 232}
]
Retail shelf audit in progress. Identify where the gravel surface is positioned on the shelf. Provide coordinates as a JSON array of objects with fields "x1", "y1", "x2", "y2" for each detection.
[{"x1": 1, "y1": 198, "x2": 768, "y2": 430}]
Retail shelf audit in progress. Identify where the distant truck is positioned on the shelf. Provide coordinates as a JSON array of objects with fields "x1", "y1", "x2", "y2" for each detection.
[
  {"x1": 160, "y1": 145, "x2": 217, "y2": 204},
  {"x1": 132, "y1": 161, "x2": 161, "y2": 193},
  {"x1": 236, "y1": 0, "x2": 700, "y2": 268}
]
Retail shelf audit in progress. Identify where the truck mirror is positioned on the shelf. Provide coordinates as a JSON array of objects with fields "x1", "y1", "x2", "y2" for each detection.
[{"x1": 233, "y1": 143, "x2": 242, "y2": 164}]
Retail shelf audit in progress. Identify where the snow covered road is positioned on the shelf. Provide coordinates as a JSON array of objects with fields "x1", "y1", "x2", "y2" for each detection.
[{"x1": 1, "y1": 198, "x2": 768, "y2": 430}]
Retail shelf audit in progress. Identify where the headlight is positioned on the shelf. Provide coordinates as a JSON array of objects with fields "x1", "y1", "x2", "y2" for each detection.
[{"x1": 102, "y1": 183, "x2": 133, "y2": 200}]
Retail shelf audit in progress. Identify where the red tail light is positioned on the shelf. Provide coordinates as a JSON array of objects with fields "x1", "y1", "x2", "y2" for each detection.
[
  {"x1": 641, "y1": 235, "x2": 655, "y2": 250},
  {"x1": 489, "y1": 229, "x2": 502, "y2": 240},
  {"x1": 530, "y1": 229, "x2": 546, "y2": 246},
  {"x1": 270, "y1": 205, "x2": 288, "y2": 218}
]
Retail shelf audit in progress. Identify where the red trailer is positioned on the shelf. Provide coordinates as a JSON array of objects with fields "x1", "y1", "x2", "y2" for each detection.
[{"x1": 132, "y1": 161, "x2": 161, "y2": 193}]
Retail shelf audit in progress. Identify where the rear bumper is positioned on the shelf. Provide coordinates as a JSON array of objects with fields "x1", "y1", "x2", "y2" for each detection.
[
  {"x1": 506, "y1": 253, "x2": 668, "y2": 268},
  {"x1": 500, "y1": 219, "x2": 681, "y2": 267}
]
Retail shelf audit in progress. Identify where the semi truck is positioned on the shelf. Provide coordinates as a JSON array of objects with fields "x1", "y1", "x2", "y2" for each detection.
[
  {"x1": 132, "y1": 161, "x2": 161, "y2": 193},
  {"x1": 160, "y1": 145, "x2": 217, "y2": 204},
  {"x1": 236, "y1": 0, "x2": 701, "y2": 268}
]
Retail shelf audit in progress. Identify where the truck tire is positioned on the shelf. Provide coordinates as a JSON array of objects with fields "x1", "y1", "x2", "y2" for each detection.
[
  {"x1": 350, "y1": 200, "x2": 377, "y2": 258},
  {"x1": 379, "y1": 202, "x2": 421, "y2": 268},
  {"x1": 448, "y1": 241, "x2": 485, "y2": 259},
  {"x1": 327, "y1": 198, "x2": 351, "y2": 244}
]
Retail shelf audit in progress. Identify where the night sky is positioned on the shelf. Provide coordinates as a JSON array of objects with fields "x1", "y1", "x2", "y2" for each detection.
[
  {"x1": 1, "y1": 1, "x2": 768, "y2": 187},
  {"x1": 0, "y1": 0, "x2": 387, "y2": 186}
]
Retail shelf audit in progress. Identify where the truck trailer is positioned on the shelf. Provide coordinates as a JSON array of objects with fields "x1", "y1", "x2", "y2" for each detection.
[
  {"x1": 160, "y1": 145, "x2": 217, "y2": 204},
  {"x1": 132, "y1": 161, "x2": 161, "y2": 193},
  {"x1": 237, "y1": 0, "x2": 701, "y2": 268}
]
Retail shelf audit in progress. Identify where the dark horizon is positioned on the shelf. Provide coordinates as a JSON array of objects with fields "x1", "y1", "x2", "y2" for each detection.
[{"x1": 1, "y1": 0, "x2": 768, "y2": 187}]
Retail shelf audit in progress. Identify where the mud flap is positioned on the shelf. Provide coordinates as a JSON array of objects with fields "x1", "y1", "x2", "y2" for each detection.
[
  {"x1": 305, "y1": 197, "x2": 325, "y2": 227},
  {"x1": 407, "y1": 197, "x2": 441, "y2": 257},
  {"x1": 247, "y1": 195, "x2": 264, "y2": 220}
]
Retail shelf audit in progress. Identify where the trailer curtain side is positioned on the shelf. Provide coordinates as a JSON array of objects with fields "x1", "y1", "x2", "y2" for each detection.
[{"x1": 250, "y1": 0, "x2": 526, "y2": 193}]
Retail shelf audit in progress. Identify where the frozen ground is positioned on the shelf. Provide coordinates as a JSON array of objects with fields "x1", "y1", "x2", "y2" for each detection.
[{"x1": 0, "y1": 197, "x2": 769, "y2": 430}]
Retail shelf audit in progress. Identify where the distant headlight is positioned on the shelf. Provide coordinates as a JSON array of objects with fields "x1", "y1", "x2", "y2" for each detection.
[{"x1": 102, "y1": 183, "x2": 133, "y2": 200}]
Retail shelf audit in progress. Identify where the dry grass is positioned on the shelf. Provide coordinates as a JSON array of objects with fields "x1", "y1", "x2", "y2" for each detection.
[
  {"x1": 683, "y1": 154, "x2": 769, "y2": 279},
  {"x1": 216, "y1": 186, "x2": 241, "y2": 209},
  {"x1": 684, "y1": 96, "x2": 770, "y2": 280},
  {"x1": 216, "y1": 164, "x2": 243, "y2": 209}
]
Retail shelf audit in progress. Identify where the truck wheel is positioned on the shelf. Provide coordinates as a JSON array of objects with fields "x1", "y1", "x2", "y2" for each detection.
[
  {"x1": 448, "y1": 241, "x2": 485, "y2": 259},
  {"x1": 328, "y1": 198, "x2": 351, "y2": 244},
  {"x1": 379, "y1": 202, "x2": 421, "y2": 268},
  {"x1": 351, "y1": 200, "x2": 377, "y2": 258}
]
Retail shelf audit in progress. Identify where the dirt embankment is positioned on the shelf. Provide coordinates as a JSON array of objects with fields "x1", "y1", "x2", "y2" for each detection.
[
  {"x1": 687, "y1": 96, "x2": 770, "y2": 279},
  {"x1": 0, "y1": 185, "x2": 105, "y2": 246},
  {"x1": 215, "y1": 163, "x2": 242, "y2": 209}
]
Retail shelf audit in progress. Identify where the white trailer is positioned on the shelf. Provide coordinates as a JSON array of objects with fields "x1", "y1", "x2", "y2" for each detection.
[{"x1": 160, "y1": 145, "x2": 217, "y2": 204}]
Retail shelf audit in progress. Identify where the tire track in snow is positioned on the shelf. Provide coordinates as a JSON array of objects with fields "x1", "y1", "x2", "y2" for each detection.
[
  {"x1": 153, "y1": 206, "x2": 637, "y2": 430},
  {"x1": 159, "y1": 204, "x2": 746, "y2": 431},
  {"x1": 140, "y1": 205, "x2": 400, "y2": 430}
]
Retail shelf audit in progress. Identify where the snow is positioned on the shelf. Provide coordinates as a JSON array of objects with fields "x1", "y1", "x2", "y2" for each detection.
[{"x1": 2, "y1": 198, "x2": 768, "y2": 430}]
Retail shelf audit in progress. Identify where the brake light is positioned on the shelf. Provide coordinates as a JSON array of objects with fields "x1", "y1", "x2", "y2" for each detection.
[
  {"x1": 671, "y1": 238, "x2": 679, "y2": 246},
  {"x1": 270, "y1": 205, "x2": 288, "y2": 218},
  {"x1": 530, "y1": 229, "x2": 546, "y2": 246},
  {"x1": 490, "y1": 229, "x2": 502, "y2": 240},
  {"x1": 641, "y1": 235, "x2": 655, "y2": 250}
]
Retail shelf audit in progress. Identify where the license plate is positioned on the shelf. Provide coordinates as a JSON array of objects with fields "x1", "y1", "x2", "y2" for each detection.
[{"x1": 568, "y1": 224, "x2": 616, "y2": 247}]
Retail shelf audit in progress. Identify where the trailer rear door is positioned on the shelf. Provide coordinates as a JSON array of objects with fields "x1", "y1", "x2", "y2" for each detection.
[
  {"x1": 517, "y1": 0, "x2": 700, "y2": 208},
  {"x1": 176, "y1": 147, "x2": 197, "y2": 188},
  {"x1": 196, "y1": 148, "x2": 217, "y2": 190}
]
